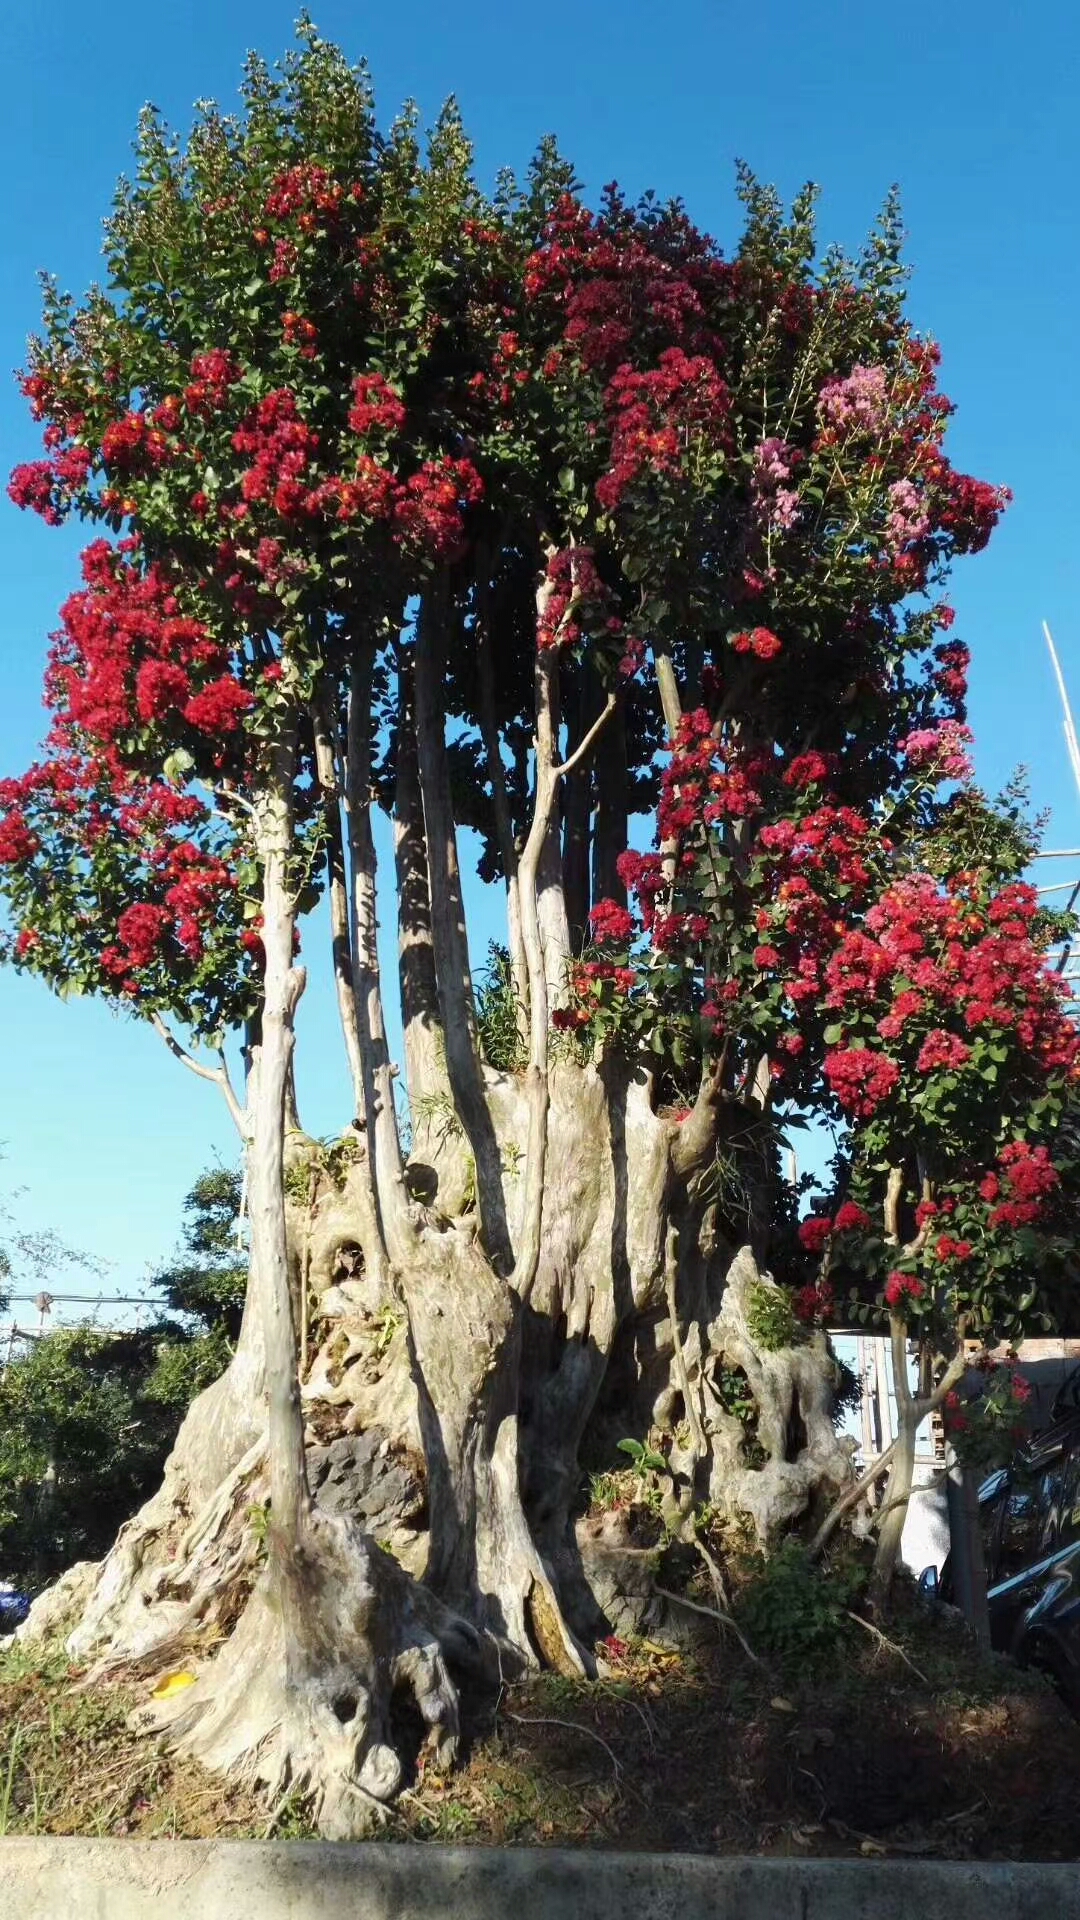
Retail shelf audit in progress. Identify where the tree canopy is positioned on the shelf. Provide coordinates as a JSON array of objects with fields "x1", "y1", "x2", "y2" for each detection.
[{"x1": 3, "y1": 19, "x2": 1077, "y2": 1828}]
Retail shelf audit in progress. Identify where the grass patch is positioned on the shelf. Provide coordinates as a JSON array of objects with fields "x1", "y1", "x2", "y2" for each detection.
[
  {"x1": 0, "y1": 1640, "x2": 314, "y2": 1838},
  {"x1": 0, "y1": 1595, "x2": 1075, "y2": 1857}
]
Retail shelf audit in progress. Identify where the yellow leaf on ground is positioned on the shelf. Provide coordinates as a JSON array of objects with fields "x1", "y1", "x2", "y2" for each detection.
[{"x1": 151, "y1": 1671, "x2": 197, "y2": 1700}]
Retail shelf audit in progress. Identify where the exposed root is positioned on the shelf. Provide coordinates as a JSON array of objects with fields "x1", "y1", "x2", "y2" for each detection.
[
  {"x1": 70, "y1": 1435, "x2": 267, "y2": 1670},
  {"x1": 132, "y1": 1503, "x2": 490, "y2": 1838}
]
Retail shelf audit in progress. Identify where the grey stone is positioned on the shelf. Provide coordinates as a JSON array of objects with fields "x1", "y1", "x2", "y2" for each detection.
[{"x1": 1, "y1": 1842, "x2": 1079, "y2": 1920}]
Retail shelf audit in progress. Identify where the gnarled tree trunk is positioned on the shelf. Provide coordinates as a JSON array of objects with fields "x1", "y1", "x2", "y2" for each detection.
[{"x1": 26, "y1": 588, "x2": 856, "y2": 1833}]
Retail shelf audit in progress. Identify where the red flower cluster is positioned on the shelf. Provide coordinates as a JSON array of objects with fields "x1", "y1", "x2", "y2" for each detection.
[
  {"x1": 101, "y1": 411, "x2": 173, "y2": 473},
  {"x1": 987, "y1": 1140, "x2": 1060, "y2": 1230},
  {"x1": 347, "y1": 373, "x2": 406, "y2": 439},
  {"x1": 934, "y1": 639, "x2": 970, "y2": 708},
  {"x1": 824, "y1": 1047, "x2": 901, "y2": 1118},
  {"x1": 233, "y1": 389, "x2": 323, "y2": 518},
  {"x1": 184, "y1": 350, "x2": 242, "y2": 418},
  {"x1": 264, "y1": 163, "x2": 347, "y2": 222},
  {"x1": 525, "y1": 193, "x2": 711, "y2": 376},
  {"x1": 283, "y1": 311, "x2": 319, "y2": 358},
  {"x1": 884, "y1": 1271, "x2": 924, "y2": 1309},
  {"x1": 596, "y1": 348, "x2": 730, "y2": 511},
  {"x1": 590, "y1": 898, "x2": 636, "y2": 944},
  {"x1": 536, "y1": 546, "x2": 611, "y2": 650},
  {"x1": 571, "y1": 958, "x2": 636, "y2": 995},
  {"x1": 939, "y1": 472, "x2": 1011, "y2": 554},
  {"x1": 0, "y1": 810, "x2": 39, "y2": 865},
  {"x1": 9, "y1": 444, "x2": 92, "y2": 524},
  {"x1": 730, "y1": 627, "x2": 782, "y2": 662},
  {"x1": 184, "y1": 676, "x2": 254, "y2": 735},
  {"x1": 916, "y1": 1029, "x2": 971, "y2": 1073},
  {"x1": 136, "y1": 660, "x2": 192, "y2": 722},
  {"x1": 393, "y1": 458, "x2": 483, "y2": 560},
  {"x1": 797, "y1": 1215, "x2": 833, "y2": 1254},
  {"x1": 823, "y1": 875, "x2": 1079, "y2": 1084},
  {"x1": 336, "y1": 456, "x2": 398, "y2": 523},
  {"x1": 781, "y1": 753, "x2": 832, "y2": 791},
  {"x1": 45, "y1": 542, "x2": 227, "y2": 749},
  {"x1": 110, "y1": 902, "x2": 169, "y2": 971},
  {"x1": 793, "y1": 1279, "x2": 835, "y2": 1324},
  {"x1": 935, "y1": 1235, "x2": 973, "y2": 1263}
]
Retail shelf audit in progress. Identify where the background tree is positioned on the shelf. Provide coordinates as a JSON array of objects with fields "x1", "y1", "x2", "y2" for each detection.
[
  {"x1": 0, "y1": 1166, "x2": 244, "y2": 1582},
  {"x1": 2, "y1": 21, "x2": 1075, "y2": 1828}
]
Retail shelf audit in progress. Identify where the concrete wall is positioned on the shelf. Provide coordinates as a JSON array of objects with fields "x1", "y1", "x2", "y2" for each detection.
[{"x1": 2, "y1": 1841, "x2": 1079, "y2": 1919}]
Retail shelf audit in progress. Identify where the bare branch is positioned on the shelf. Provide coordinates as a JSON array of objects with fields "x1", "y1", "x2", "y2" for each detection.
[
  {"x1": 345, "y1": 640, "x2": 411, "y2": 1267},
  {"x1": 211, "y1": 784, "x2": 258, "y2": 820},
  {"x1": 890, "y1": 1311, "x2": 912, "y2": 1414},
  {"x1": 653, "y1": 645, "x2": 683, "y2": 743},
  {"x1": 883, "y1": 1166, "x2": 903, "y2": 1243},
  {"x1": 476, "y1": 569, "x2": 529, "y2": 1017},
  {"x1": 653, "y1": 1584, "x2": 762, "y2": 1666},
  {"x1": 915, "y1": 1342, "x2": 980, "y2": 1420},
  {"x1": 808, "y1": 1437, "x2": 898, "y2": 1559},
  {"x1": 151, "y1": 1012, "x2": 246, "y2": 1136},
  {"x1": 553, "y1": 693, "x2": 617, "y2": 779}
]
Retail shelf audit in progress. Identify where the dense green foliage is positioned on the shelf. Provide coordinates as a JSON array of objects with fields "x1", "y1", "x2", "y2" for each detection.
[{"x1": 0, "y1": 1168, "x2": 244, "y2": 1581}]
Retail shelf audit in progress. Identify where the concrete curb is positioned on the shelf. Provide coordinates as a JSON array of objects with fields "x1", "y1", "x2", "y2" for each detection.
[{"x1": 0, "y1": 1841, "x2": 1078, "y2": 1918}]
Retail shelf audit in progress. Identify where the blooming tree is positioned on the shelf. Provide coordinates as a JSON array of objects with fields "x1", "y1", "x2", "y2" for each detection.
[{"x1": 3, "y1": 23, "x2": 1076, "y2": 1823}]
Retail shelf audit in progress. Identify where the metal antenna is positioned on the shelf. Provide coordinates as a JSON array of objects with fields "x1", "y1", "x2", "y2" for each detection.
[{"x1": 1044, "y1": 621, "x2": 1080, "y2": 804}]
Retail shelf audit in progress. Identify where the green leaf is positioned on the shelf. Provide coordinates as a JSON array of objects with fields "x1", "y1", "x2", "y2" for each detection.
[{"x1": 163, "y1": 748, "x2": 195, "y2": 786}]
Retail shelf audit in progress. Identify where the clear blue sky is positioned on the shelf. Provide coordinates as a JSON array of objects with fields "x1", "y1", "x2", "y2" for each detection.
[{"x1": 1, "y1": 0, "x2": 1078, "y2": 1299}]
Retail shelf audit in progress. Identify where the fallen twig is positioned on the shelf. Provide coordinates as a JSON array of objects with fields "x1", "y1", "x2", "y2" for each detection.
[
  {"x1": 654, "y1": 1584, "x2": 762, "y2": 1667},
  {"x1": 845, "y1": 1609, "x2": 929, "y2": 1685},
  {"x1": 502, "y1": 1710, "x2": 622, "y2": 1780}
]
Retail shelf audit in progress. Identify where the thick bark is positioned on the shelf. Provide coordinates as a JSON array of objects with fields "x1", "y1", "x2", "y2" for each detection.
[
  {"x1": 393, "y1": 643, "x2": 449, "y2": 1119},
  {"x1": 561, "y1": 667, "x2": 594, "y2": 953},
  {"x1": 251, "y1": 741, "x2": 311, "y2": 1542},
  {"x1": 312, "y1": 684, "x2": 366, "y2": 1125},
  {"x1": 136, "y1": 1503, "x2": 482, "y2": 1837},
  {"x1": 475, "y1": 587, "x2": 529, "y2": 1017},
  {"x1": 345, "y1": 643, "x2": 411, "y2": 1267},
  {"x1": 592, "y1": 700, "x2": 628, "y2": 907},
  {"x1": 414, "y1": 592, "x2": 511, "y2": 1267},
  {"x1": 534, "y1": 683, "x2": 572, "y2": 1012},
  {"x1": 47, "y1": 1058, "x2": 859, "y2": 1827}
]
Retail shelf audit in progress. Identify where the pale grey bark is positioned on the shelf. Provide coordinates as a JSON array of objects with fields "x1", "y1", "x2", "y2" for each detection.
[
  {"x1": 48, "y1": 586, "x2": 864, "y2": 1837},
  {"x1": 414, "y1": 593, "x2": 510, "y2": 1267},
  {"x1": 345, "y1": 643, "x2": 411, "y2": 1265},
  {"x1": 475, "y1": 584, "x2": 529, "y2": 1018},
  {"x1": 312, "y1": 682, "x2": 366, "y2": 1124}
]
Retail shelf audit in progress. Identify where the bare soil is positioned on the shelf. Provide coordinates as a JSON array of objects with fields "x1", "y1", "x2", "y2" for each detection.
[{"x1": 2, "y1": 1588, "x2": 1077, "y2": 1857}]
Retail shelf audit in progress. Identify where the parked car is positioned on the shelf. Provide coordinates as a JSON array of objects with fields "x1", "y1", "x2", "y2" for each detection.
[
  {"x1": 0, "y1": 1583, "x2": 30, "y2": 1633},
  {"x1": 923, "y1": 1381, "x2": 1080, "y2": 1713}
]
